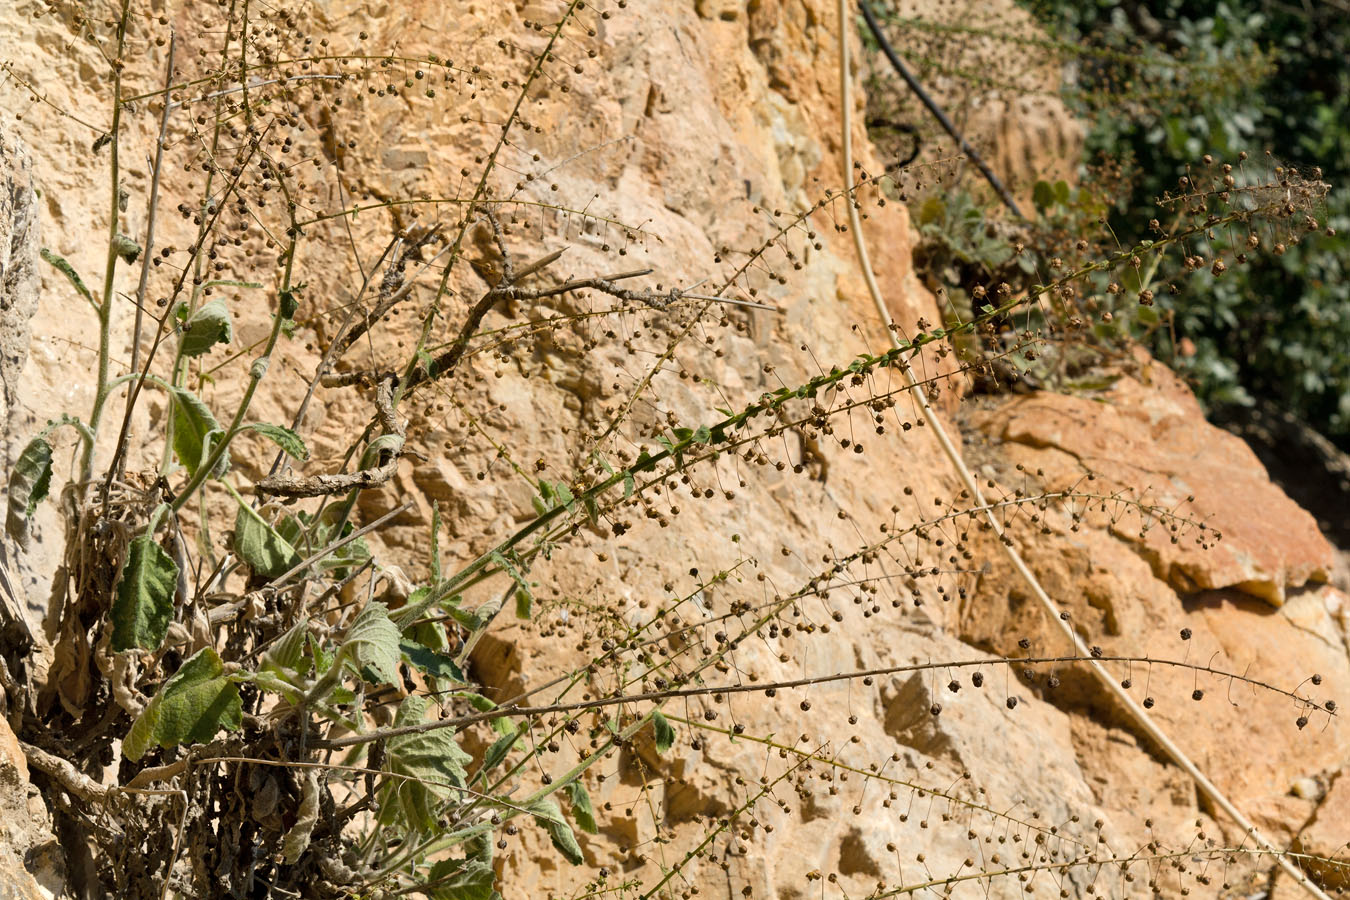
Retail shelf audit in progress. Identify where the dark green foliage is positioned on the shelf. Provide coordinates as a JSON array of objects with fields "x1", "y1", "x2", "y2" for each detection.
[{"x1": 1029, "y1": 0, "x2": 1350, "y2": 439}]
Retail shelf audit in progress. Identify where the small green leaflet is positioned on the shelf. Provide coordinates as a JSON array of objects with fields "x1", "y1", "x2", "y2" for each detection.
[
  {"x1": 40, "y1": 248, "x2": 96, "y2": 310},
  {"x1": 308, "y1": 633, "x2": 333, "y2": 676},
  {"x1": 565, "y1": 780, "x2": 598, "y2": 834},
  {"x1": 400, "y1": 638, "x2": 466, "y2": 684},
  {"x1": 233, "y1": 499, "x2": 302, "y2": 578},
  {"x1": 554, "y1": 481, "x2": 576, "y2": 514},
  {"x1": 341, "y1": 602, "x2": 401, "y2": 685},
  {"x1": 448, "y1": 691, "x2": 512, "y2": 735},
  {"x1": 109, "y1": 529, "x2": 178, "y2": 652},
  {"x1": 379, "y1": 695, "x2": 473, "y2": 833},
  {"x1": 416, "y1": 349, "x2": 439, "y2": 380},
  {"x1": 262, "y1": 618, "x2": 310, "y2": 676},
  {"x1": 123, "y1": 647, "x2": 242, "y2": 761},
  {"x1": 651, "y1": 710, "x2": 675, "y2": 754},
  {"x1": 479, "y1": 726, "x2": 523, "y2": 779},
  {"x1": 170, "y1": 386, "x2": 230, "y2": 478},
  {"x1": 490, "y1": 551, "x2": 533, "y2": 620},
  {"x1": 244, "y1": 422, "x2": 309, "y2": 461},
  {"x1": 529, "y1": 798, "x2": 584, "y2": 865},
  {"x1": 279, "y1": 281, "x2": 305, "y2": 319},
  {"x1": 5, "y1": 435, "x2": 52, "y2": 544}
]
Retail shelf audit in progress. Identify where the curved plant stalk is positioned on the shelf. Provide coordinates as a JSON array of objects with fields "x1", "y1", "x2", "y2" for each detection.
[
  {"x1": 835, "y1": 4, "x2": 1330, "y2": 897},
  {"x1": 82, "y1": 0, "x2": 134, "y2": 486}
]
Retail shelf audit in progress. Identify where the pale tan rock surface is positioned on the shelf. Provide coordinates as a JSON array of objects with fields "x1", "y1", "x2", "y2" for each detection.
[
  {"x1": 1293, "y1": 768, "x2": 1350, "y2": 890},
  {"x1": 0, "y1": 0, "x2": 1344, "y2": 898}
]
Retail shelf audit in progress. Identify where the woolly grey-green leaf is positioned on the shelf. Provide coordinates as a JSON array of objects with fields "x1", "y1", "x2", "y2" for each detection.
[
  {"x1": 528, "y1": 798, "x2": 584, "y2": 865},
  {"x1": 263, "y1": 618, "x2": 310, "y2": 676},
  {"x1": 379, "y1": 695, "x2": 473, "y2": 833},
  {"x1": 123, "y1": 647, "x2": 242, "y2": 762},
  {"x1": 342, "y1": 602, "x2": 401, "y2": 685},
  {"x1": 233, "y1": 499, "x2": 302, "y2": 578},
  {"x1": 180, "y1": 299, "x2": 234, "y2": 357},
  {"x1": 244, "y1": 421, "x2": 309, "y2": 461},
  {"x1": 5, "y1": 435, "x2": 52, "y2": 545},
  {"x1": 40, "y1": 248, "x2": 96, "y2": 309},
  {"x1": 565, "y1": 780, "x2": 597, "y2": 834},
  {"x1": 281, "y1": 770, "x2": 319, "y2": 864},
  {"x1": 170, "y1": 386, "x2": 230, "y2": 478}
]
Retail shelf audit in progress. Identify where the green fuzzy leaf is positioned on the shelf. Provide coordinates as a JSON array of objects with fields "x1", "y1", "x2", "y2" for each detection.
[
  {"x1": 308, "y1": 633, "x2": 333, "y2": 676},
  {"x1": 651, "y1": 710, "x2": 675, "y2": 754},
  {"x1": 380, "y1": 695, "x2": 473, "y2": 833},
  {"x1": 170, "y1": 386, "x2": 230, "y2": 478},
  {"x1": 529, "y1": 798, "x2": 584, "y2": 865},
  {"x1": 109, "y1": 530, "x2": 179, "y2": 652},
  {"x1": 40, "y1": 248, "x2": 96, "y2": 309},
  {"x1": 233, "y1": 499, "x2": 302, "y2": 578},
  {"x1": 6, "y1": 436, "x2": 52, "y2": 544},
  {"x1": 342, "y1": 602, "x2": 400, "y2": 685},
  {"x1": 279, "y1": 284, "x2": 302, "y2": 319},
  {"x1": 123, "y1": 647, "x2": 242, "y2": 762},
  {"x1": 416, "y1": 348, "x2": 438, "y2": 380},
  {"x1": 426, "y1": 859, "x2": 498, "y2": 900},
  {"x1": 565, "y1": 780, "x2": 598, "y2": 834},
  {"x1": 244, "y1": 422, "x2": 309, "y2": 461},
  {"x1": 479, "y1": 726, "x2": 523, "y2": 778},
  {"x1": 400, "y1": 638, "x2": 466, "y2": 684},
  {"x1": 263, "y1": 618, "x2": 310, "y2": 676},
  {"x1": 554, "y1": 481, "x2": 576, "y2": 514},
  {"x1": 180, "y1": 299, "x2": 234, "y2": 357},
  {"x1": 491, "y1": 551, "x2": 533, "y2": 620},
  {"x1": 1053, "y1": 179, "x2": 1071, "y2": 206}
]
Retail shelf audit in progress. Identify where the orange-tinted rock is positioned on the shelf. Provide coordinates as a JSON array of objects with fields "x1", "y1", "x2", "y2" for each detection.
[{"x1": 975, "y1": 365, "x2": 1334, "y2": 605}]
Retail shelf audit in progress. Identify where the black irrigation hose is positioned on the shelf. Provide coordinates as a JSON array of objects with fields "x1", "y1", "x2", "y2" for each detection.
[{"x1": 857, "y1": 0, "x2": 1026, "y2": 219}]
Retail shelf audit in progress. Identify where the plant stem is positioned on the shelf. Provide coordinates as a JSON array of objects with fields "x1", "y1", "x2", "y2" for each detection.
[
  {"x1": 170, "y1": 225, "x2": 297, "y2": 513},
  {"x1": 82, "y1": 0, "x2": 134, "y2": 486}
]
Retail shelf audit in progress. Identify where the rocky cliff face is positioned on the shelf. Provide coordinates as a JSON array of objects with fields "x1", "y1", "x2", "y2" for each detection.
[{"x1": 0, "y1": 0, "x2": 1344, "y2": 897}]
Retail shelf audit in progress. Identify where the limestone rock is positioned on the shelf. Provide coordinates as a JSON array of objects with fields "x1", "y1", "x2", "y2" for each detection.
[
  {"x1": 1294, "y1": 769, "x2": 1350, "y2": 890},
  {"x1": 0, "y1": 115, "x2": 40, "y2": 433}
]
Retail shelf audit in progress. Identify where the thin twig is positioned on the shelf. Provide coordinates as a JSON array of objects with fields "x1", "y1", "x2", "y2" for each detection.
[{"x1": 253, "y1": 378, "x2": 406, "y2": 498}]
